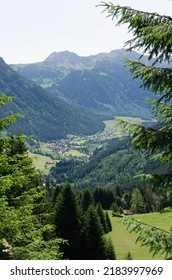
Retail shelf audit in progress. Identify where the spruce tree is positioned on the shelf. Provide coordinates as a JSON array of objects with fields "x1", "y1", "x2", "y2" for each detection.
[
  {"x1": 130, "y1": 188, "x2": 144, "y2": 213},
  {"x1": 54, "y1": 183, "x2": 82, "y2": 259},
  {"x1": 0, "y1": 95, "x2": 63, "y2": 259},
  {"x1": 100, "y1": 2, "x2": 172, "y2": 259},
  {"x1": 96, "y1": 203, "x2": 108, "y2": 233},
  {"x1": 83, "y1": 205, "x2": 112, "y2": 259},
  {"x1": 81, "y1": 189, "x2": 94, "y2": 212},
  {"x1": 105, "y1": 211, "x2": 112, "y2": 232},
  {"x1": 100, "y1": 2, "x2": 172, "y2": 188},
  {"x1": 104, "y1": 237, "x2": 116, "y2": 260},
  {"x1": 0, "y1": 135, "x2": 63, "y2": 259}
]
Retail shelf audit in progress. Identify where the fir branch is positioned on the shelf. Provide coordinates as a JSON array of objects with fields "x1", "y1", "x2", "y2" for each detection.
[
  {"x1": 136, "y1": 174, "x2": 172, "y2": 188},
  {"x1": 0, "y1": 114, "x2": 22, "y2": 131},
  {"x1": 122, "y1": 217, "x2": 172, "y2": 259},
  {"x1": 116, "y1": 118, "x2": 172, "y2": 153},
  {"x1": 123, "y1": 59, "x2": 172, "y2": 101},
  {"x1": 98, "y1": 2, "x2": 172, "y2": 63}
]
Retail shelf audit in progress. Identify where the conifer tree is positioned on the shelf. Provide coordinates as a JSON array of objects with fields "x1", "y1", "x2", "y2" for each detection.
[
  {"x1": 104, "y1": 237, "x2": 116, "y2": 260},
  {"x1": 83, "y1": 205, "x2": 106, "y2": 259},
  {"x1": 100, "y1": 2, "x2": 172, "y2": 188},
  {"x1": 105, "y1": 211, "x2": 112, "y2": 232},
  {"x1": 96, "y1": 203, "x2": 108, "y2": 233},
  {"x1": 100, "y1": 1, "x2": 172, "y2": 259},
  {"x1": 0, "y1": 134, "x2": 63, "y2": 259},
  {"x1": 0, "y1": 95, "x2": 63, "y2": 259},
  {"x1": 81, "y1": 189, "x2": 94, "y2": 212},
  {"x1": 54, "y1": 183, "x2": 82, "y2": 259},
  {"x1": 130, "y1": 188, "x2": 144, "y2": 213}
]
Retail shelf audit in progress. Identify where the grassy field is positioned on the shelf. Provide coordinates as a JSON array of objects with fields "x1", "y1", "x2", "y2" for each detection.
[
  {"x1": 104, "y1": 118, "x2": 123, "y2": 135},
  {"x1": 68, "y1": 149, "x2": 88, "y2": 157},
  {"x1": 103, "y1": 116, "x2": 144, "y2": 137},
  {"x1": 107, "y1": 211, "x2": 172, "y2": 260},
  {"x1": 28, "y1": 151, "x2": 57, "y2": 174},
  {"x1": 104, "y1": 116, "x2": 156, "y2": 135}
]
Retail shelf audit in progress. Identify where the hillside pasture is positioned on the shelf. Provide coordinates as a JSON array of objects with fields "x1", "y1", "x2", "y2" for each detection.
[
  {"x1": 107, "y1": 211, "x2": 172, "y2": 260},
  {"x1": 28, "y1": 151, "x2": 57, "y2": 174},
  {"x1": 104, "y1": 116, "x2": 156, "y2": 137}
]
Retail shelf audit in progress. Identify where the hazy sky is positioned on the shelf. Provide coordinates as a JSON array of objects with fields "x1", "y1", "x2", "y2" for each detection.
[{"x1": 0, "y1": 0, "x2": 171, "y2": 64}]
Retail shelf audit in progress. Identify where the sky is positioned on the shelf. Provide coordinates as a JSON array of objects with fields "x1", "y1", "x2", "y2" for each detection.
[{"x1": 0, "y1": 0, "x2": 172, "y2": 64}]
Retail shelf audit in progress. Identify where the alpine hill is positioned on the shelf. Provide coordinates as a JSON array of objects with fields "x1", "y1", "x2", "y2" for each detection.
[{"x1": 0, "y1": 57, "x2": 104, "y2": 140}]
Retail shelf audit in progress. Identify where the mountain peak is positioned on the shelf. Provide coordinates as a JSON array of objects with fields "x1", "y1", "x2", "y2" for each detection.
[{"x1": 45, "y1": 51, "x2": 81, "y2": 65}]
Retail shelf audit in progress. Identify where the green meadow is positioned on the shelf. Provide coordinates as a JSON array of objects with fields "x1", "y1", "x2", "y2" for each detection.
[
  {"x1": 68, "y1": 149, "x2": 88, "y2": 157},
  {"x1": 28, "y1": 151, "x2": 57, "y2": 174},
  {"x1": 104, "y1": 116, "x2": 156, "y2": 136},
  {"x1": 107, "y1": 211, "x2": 172, "y2": 260}
]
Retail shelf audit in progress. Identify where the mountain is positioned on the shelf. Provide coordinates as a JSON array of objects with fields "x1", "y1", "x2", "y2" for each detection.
[
  {"x1": 11, "y1": 49, "x2": 153, "y2": 118},
  {"x1": 0, "y1": 58, "x2": 104, "y2": 140}
]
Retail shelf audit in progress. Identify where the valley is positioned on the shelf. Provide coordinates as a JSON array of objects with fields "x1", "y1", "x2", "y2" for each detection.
[{"x1": 29, "y1": 116, "x2": 155, "y2": 174}]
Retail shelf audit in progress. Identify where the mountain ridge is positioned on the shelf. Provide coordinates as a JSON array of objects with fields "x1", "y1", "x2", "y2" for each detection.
[
  {"x1": 11, "y1": 49, "x2": 152, "y2": 119},
  {"x1": 0, "y1": 57, "x2": 105, "y2": 140}
]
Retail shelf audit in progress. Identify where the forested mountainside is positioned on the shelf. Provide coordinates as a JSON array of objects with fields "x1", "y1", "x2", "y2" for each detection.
[
  {"x1": 49, "y1": 137, "x2": 172, "y2": 190},
  {"x1": 0, "y1": 57, "x2": 104, "y2": 140},
  {"x1": 12, "y1": 49, "x2": 152, "y2": 118}
]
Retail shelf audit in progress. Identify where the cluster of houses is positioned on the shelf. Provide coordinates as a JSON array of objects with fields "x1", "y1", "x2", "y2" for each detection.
[
  {"x1": 89, "y1": 129, "x2": 116, "y2": 141},
  {"x1": 48, "y1": 140, "x2": 75, "y2": 157}
]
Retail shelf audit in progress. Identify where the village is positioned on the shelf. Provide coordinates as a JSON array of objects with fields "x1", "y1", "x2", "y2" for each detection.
[
  {"x1": 46, "y1": 128, "x2": 119, "y2": 158},
  {"x1": 48, "y1": 139, "x2": 75, "y2": 157}
]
